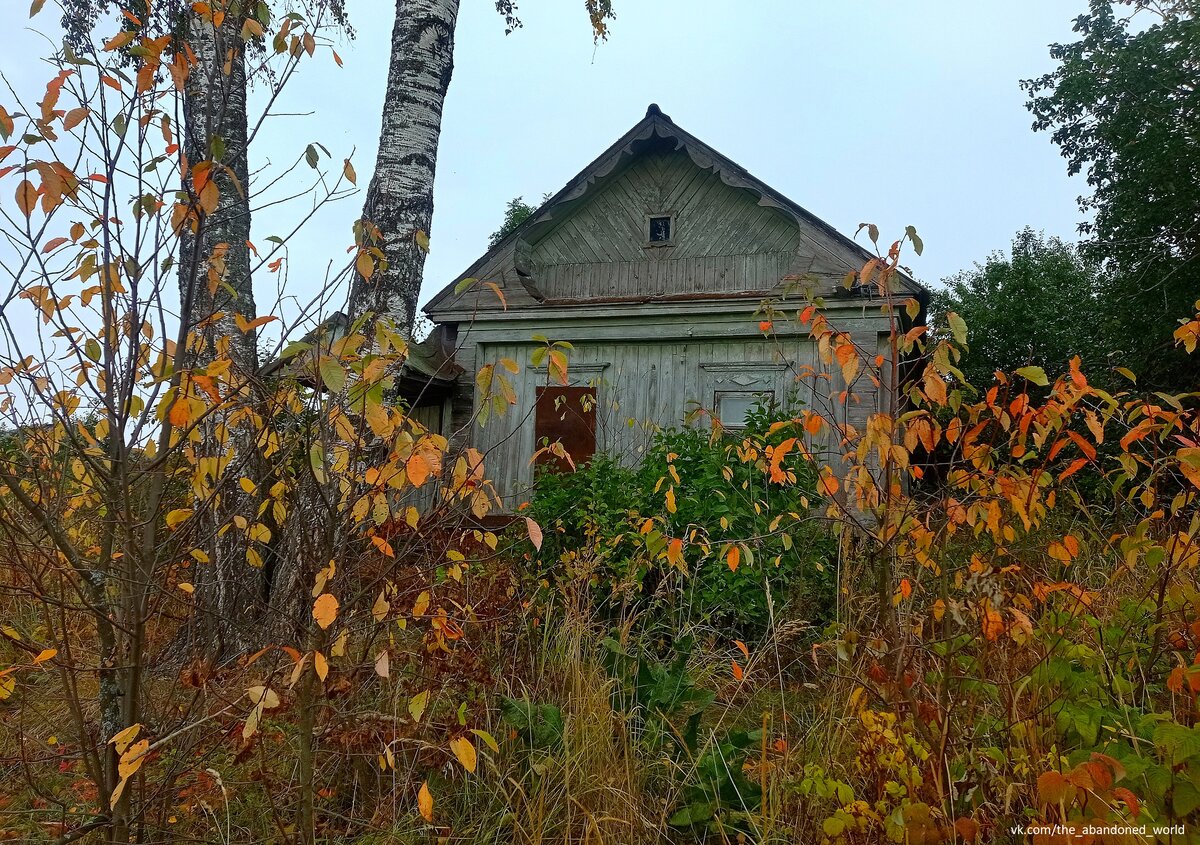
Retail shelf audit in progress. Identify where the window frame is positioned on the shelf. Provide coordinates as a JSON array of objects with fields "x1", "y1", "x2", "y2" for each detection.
[
  {"x1": 713, "y1": 389, "x2": 775, "y2": 431},
  {"x1": 644, "y1": 212, "x2": 676, "y2": 248}
]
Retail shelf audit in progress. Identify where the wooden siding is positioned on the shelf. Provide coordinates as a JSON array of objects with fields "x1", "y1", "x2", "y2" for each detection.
[
  {"x1": 463, "y1": 334, "x2": 852, "y2": 508},
  {"x1": 528, "y1": 150, "x2": 802, "y2": 300}
]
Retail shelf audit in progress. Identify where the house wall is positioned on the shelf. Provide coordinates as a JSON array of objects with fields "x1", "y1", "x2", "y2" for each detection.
[{"x1": 438, "y1": 300, "x2": 893, "y2": 510}]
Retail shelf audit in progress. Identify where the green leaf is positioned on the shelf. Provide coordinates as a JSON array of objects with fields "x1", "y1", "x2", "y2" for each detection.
[
  {"x1": 318, "y1": 358, "x2": 345, "y2": 393},
  {"x1": 905, "y1": 225, "x2": 924, "y2": 256},
  {"x1": 1015, "y1": 366, "x2": 1049, "y2": 387},
  {"x1": 947, "y1": 311, "x2": 968, "y2": 348},
  {"x1": 309, "y1": 443, "x2": 327, "y2": 483},
  {"x1": 668, "y1": 801, "x2": 716, "y2": 827},
  {"x1": 453, "y1": 277, "x2": 477, "y2": 295},
  {"x1": 1154, "y1": 723, "x2": 1200, "y2": 765},
  {"x1": 1174, "y1": 781, "x2": 1200, "y2": 817}
]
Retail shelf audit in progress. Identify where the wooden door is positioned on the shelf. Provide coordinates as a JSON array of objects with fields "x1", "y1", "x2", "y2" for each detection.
[{"x1": 534, "y1": 386, "x2": 596, "y2": 472}]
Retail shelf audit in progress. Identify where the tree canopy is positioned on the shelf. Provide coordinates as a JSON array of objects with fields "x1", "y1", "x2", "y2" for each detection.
[
  {"x1": 932, "y1": 228, "x2": 1106, "y2": 389},
  {"x1": 1023, "y1": 0, "x2": 1200, "y2": 388}
]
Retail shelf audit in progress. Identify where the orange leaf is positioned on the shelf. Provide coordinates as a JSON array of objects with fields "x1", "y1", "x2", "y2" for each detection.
[
  {"x1": 406, "y1": 452, "x2": 431, "y2": 487},
  {"x1": 1037, "y1": 771, "x2": 1073, "y2": 806},
  {"x1": 899, "y1": 578, "x2": 912, "y2": 600},
  {"x1": 312, "y1": 593, "x2": 338, "y2": 630},
  {"x1": 726, "y1": 545, "x2": 740, "y2": 572},
  {"x1": 733, "y1": 640, "x2": 749, "y2": 660},
  {"x1": 167, "y1": 398, "x2": 190, "y2": 428},
  {"x1": 1112, "y1": 787, "x2": 1140, "y2": 819},
  {"x1": 15, "y1": 180, "x2": 37, "y2": 217},
  {"x1": 731, "y1": 660, "x2": 744, "y2": 681},
  {"x1": 417, "y1": 781, "x2": 433, "y2": 822}
]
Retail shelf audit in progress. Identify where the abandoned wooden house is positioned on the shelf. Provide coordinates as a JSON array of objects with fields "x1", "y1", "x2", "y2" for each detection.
[{"x1": 405, "y1": 104, "x2": 927, "y2": 511}]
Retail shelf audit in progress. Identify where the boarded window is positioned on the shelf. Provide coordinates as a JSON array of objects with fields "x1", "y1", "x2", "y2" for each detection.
[
  {"x1": 534, "y1": 386, "x2": 596, "y2": 472},
  {"x1": 715, "y1": 390, "x2": 773, "y2": 430}
]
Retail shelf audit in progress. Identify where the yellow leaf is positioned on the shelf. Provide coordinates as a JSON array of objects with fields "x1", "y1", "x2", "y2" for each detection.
[
  {"x1": 471, "y1": 728, "x2": 500, "y2": 753},
  {"x1": 33, "y1": 648, "x2": 56, "y2": 664},
  {"x1": 408, "y1": 690, "x2": 428, "y2": 722},
  {"x1": 165, "y1": 509, "x2": 193, "y2": 529},
  {"x1": 108, "y1": 724, "x2": 142, "y2": 755},
  {"x1": 103, "y1": 30, "x2": 135, "y2": 51},
  {"x1": 118, "y1": 739, "x2": 149, "y2": 780},
  {"x1": 0, "y1": 675, "x2": 15, "y2": 700},
  {"x1": 246, "y1": 685, "x2": 280, "y2": 709},
  {"x1": 312, "y1": 593, "x2": 339, "y2": 630},
  {"x1": 449, "y1": 736, "x2": 477, "y2": 773},
  {"x1": 330, "y1": 630, "x2": 348, "y2": 657},
  {"x1": 239, "y1": 477, "x2": 257, "y2": 494},
  {"x1": 665, "y1": 487, "x2": 676, "y2": 514},
  {"x1": 372, "y1": 589, "x2": 391, "y2": 622},
  {"x1": 313, "y1": 650, "x2": 328, "y2": 682},
  {"x1": 356, "y1": 250, "x2": 374, "y2": 279},
  {"x1": 412, "y1": 590, "x2": 430, "y2": 618},
  {"x1": 414, "y1": 229, "x2": 430, "y2": 252},
  {"x1": 417, "y1": 781, "x2": 434, "y2": 822},
  {"x1": 177, "y1": 582, "x2": 194, "y2": 593}
]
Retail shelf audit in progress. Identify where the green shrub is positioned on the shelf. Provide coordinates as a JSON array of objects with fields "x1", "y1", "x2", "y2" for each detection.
[{"x1": 527, "y1": 398, "x2": 835, "y2": 635}]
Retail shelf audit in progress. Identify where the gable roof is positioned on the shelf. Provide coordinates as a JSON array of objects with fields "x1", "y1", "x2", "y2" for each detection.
[{"x1": 424, "y1": 104, "x2": 922, "y2": 319}]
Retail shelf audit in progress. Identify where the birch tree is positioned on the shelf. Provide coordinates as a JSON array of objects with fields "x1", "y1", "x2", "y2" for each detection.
[{"x1": 349, "y1": 0, "x2": 616, "y2": 337}]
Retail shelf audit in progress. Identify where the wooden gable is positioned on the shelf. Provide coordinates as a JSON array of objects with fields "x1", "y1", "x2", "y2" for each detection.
[{"x1": 424, "y1": 104, "x2": 919, "y2": 321}]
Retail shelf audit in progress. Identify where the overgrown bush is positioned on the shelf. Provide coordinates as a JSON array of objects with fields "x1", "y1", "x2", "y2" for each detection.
[{"x1": 526, "y1": 399, "x2": 835, "y2": 636}]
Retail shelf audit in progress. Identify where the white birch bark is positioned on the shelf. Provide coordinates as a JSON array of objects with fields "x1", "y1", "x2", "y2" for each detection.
[{"x1": 349, "y1": 0, "x2": 461, "y2": 335}]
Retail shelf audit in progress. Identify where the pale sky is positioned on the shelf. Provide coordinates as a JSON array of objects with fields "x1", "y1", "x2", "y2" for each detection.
[{"x1": 3, "y1": 1, "x2": 1088, "y2": 321}]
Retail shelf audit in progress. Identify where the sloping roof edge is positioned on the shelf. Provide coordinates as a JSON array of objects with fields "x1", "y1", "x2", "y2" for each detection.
[{"x1": 423, "y1": 104, "x2": 924, "y2": 317}]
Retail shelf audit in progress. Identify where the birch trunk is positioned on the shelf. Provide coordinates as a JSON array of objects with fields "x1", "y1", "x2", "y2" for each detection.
[
  {"x1": 178, "y1": 9, "x2": 265, "y2": 655},
  {"x1": 349, "y1": 0, "x2": 461, "y2": 335}
]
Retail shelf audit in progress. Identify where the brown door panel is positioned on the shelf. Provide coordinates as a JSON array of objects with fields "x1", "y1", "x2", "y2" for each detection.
[{"x1": 534, "y1": 386, "x2": 596, "y2": 472}]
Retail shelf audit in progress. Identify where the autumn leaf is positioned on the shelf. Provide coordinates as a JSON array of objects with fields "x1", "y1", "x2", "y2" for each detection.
[
  {"x1": 313, "y1": 650, "x2": 328, "y2": 682},
  {"x1": 406, "y1": 452, "x2": 431, "y2": 487},
  {"x1": 312, "y1": 593, "x2": 339, "y2": 630},
  {"x1": 408, "y1": 690, "x2": 429, "y2": 722},
  {"x1": 33, "y1": 648, "x2": 56, "y2": 664},
  {"x1": 414, "y1": 229, "x2": 430, "y2": 252},
  {"x1": 374, "y1": 649, "x2": 390, "y2": 678},
  {"x1": 726, "y1": 545, "x2": 740, "y2": 572},
  {"x1": 343, "y1": 158, "x2": 356, "y2": 184},
  {"x1": 731, "y1": 660, "x2": 744, "y2": 681},
  {"x1": 15, "y1": 180, "x2": 37, "y2": 217},
  {"x1": 1015, "y1": 365, "x2": 1049, "y2": 387},
  {"x1": 525, "y1": 516, "x2": 543, "y2": 550},
  {"x1": 449, "y1": 736, "x2": 477, "y2": 773},
  {"x1": 417, "y1": 781, "x2": 434, "y2": 822}
]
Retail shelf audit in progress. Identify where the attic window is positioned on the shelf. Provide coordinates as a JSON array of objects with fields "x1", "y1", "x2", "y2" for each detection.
[{"x1": 647, "y1": 214, "x2": 674, "y2": 245}]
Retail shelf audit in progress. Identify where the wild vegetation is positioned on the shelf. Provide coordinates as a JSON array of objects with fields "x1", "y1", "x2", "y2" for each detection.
[{"x1": 0, "y1": 2, "x2": 1198, "y2": 845}]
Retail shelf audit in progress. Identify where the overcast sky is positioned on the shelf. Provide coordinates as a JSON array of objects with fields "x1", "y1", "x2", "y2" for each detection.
[{"x1": 4, "y1": 1, "x2": 1089, "y2": 318}]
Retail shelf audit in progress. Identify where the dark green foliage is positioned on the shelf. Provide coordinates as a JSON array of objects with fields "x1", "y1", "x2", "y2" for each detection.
[
  {"x1": 487, "y1": 194, "x2": 550, "y2": 248},
  {"x1": 526, "y1": 400, "x2": 835, "y2": 635},
  {"x1": 931, "y1": 228, "x2": 1106, "y2": 389},
  {"x1": 1023, "y1": 1, "x2": 1200, "y2": 389},
  {"x1": 499, "y1": 696, "x2": 565, "y2": 750}
]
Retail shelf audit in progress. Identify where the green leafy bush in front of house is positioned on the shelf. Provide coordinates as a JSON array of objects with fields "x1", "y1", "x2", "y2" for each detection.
[{"x1": 526, "y1": 398, "x2": 835, "y2": 635}]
